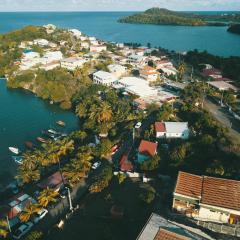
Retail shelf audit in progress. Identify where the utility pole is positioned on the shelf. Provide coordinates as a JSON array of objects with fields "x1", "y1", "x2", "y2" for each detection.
[
  {"x1": 67, "y1": 187, "x2": 73, "y2": 212},
  {"x1": 132, "y1": 127, "x2": 135, "y2": 143},
  {"x1": 6, "y1": 216, "x2": 11, "y2": 233}
]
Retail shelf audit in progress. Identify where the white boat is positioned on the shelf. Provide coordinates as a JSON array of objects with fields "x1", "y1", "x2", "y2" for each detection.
[
  {"x1": 9, "y1": 147, "x2": 20, "y2": 155},
  {"x1": 48, "y1": 129, "x2": 58, "y2": 135},
  {"x1": 12, "y1": 156, "x2": 23, "y2": 164}
]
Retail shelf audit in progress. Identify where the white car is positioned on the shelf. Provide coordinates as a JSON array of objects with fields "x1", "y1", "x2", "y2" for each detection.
[
  {"x1": 13, "y1": 222, "x2": 33, "y2": 239},
  {"x1": 135, "y1": 122, "x2": 142, "y2": 129},
  {"x1": 92, "y1": 161, "x2": 101, "y2": 170},
  {"x1": 33, "y1": 208, "x2": 48, "y2": 223}
]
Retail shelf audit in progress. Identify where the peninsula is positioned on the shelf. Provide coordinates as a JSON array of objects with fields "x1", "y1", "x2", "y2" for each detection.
[
  {"x1": 119, "y1": 8, "x2": 240, "y2": 26},
  {"x1": 227, "y1": 24, "x2": 240, "y2": 35}
]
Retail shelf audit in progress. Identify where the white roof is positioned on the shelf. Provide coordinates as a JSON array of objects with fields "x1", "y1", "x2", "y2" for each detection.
[
  {"x1": 208, "y1": 81, "x2": 238, "y2": 92},
  {"x1": 165, "y1": 122, "x2": 188, "y2": 134},
  {"x1": 94, "y1": 71, "x2": 118, "y2": 82},
  {"x1": 118, "y1": 77, "x2": 146, "y2": 87},
  {"x1": 61, "y1": 57, "x2": 85, "y2": 63},
  {"x1": 108, "y1": 64, "x2": 126, "y2": 73}
]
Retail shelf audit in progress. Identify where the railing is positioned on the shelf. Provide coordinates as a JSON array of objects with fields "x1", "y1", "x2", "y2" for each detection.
[{"x1": 197, "y1": 220, "x2": 240, "y2": 237}]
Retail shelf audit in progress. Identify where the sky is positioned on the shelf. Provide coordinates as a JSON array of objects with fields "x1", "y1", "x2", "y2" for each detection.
[{"x1": 0, "y1": 0, "x2": 239, "y2": 12}]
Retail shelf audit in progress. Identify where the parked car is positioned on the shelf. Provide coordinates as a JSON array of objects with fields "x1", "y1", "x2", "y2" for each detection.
[
  {"x1": 135, "y1": 122, "x2": 142, "y2": 129},
  {"x1": 13, "y1": 222, "x2": 33, "y2": 239},
  {"x1": 92, "y1": 161, "x2": 101, "y2": 170},
  {"x1": 59, "y1": 186, "x2": 68, "y2": 199},
  {"x1": 33, "y1": 208, "x2": 48, "y2": 223}
]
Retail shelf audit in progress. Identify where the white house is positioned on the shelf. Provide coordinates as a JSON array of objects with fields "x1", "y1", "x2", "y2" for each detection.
[
  {"x1": 128, "y1": 54, "x2": 148, "y2": 67},
  {"x1": 155, "y1": 59, "x2": 173, "y2": 69},
  {"x1": 40, "y1": 61, "x2": 60, "y2": 71},
  {"x1": 140, "y1": 66, "x2": 160, "y2": 82},
  {"x1": 160, "y1": 66, "x2": 178, "y2": 76},
  {"x1": 108, "y1": 64, "x2": 127, "y2": 78},
  {"x1": 81, "y1": 41, "x2": 90, "y2": 49},
  {"x1": 61, "y1": 57, "x2": 87, "y2": 71},
  {"x1": 43, "y1": 24, "x2": 57, "y2": 34},
  {"x1": 33, "y1": 39, "x2": 49, "y2": 46},
  {"x1": 22, "y1": 51, "x2": 40, "y2": 60},
  {"x1": 69, "y1": 29, "x2": 82, "y2": 39},
  {"x1": 80, "y1": 36, "x2": 88, "y2": 41},
  {"x1": 90, "y1": 45, "x2": 107, "y2": 53},
  {"x1": 155, "y1": 122, "x2": 189, "y2": 139},
  {"x1": 43, "y1": 51, "x2": 63, "y2": 63},
  {"x1": 93, "y1": 71, "x2": 118, "y2": 86},
  {"x1": 173, "y1": 171, "x2": 240, "y2": 224}
]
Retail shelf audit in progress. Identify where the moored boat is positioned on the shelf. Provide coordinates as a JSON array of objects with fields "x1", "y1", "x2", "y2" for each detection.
[
  {"x1": 56, "y1": 120, "x2": 66, "y2": 127},
  {"x1": 12, "y1": 156, "x2": 23, "y2": 164},
  {"x1": 9, "y1": 147, "x2": 20, "y2": 155},
  {"x1": 48, "y1": 129, "x2": 58, "y2": 135},
  {"x1": 37, "y1": 137, "x2": 47, "y2": 143}
]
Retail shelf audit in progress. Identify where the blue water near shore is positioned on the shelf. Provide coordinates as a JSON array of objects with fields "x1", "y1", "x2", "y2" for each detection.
[
  {"x1": 0, "y1": 79, "x2": 79, "y2": 184},
  {"x1": 0, "y1": 11, "x2": 240, "y2": 56}
]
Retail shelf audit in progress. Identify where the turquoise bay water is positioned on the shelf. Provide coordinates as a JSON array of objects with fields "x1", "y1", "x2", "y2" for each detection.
[
  {"x1": 0, "y1": 12, "x2": 240, "y2": 56},
  {"x1": 0, "y1": 79, "x2": 79, "y2": 184}
]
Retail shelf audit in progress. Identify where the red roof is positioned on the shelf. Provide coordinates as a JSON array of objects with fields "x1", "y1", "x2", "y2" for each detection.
[
  {"x1": 201, "y1": 68, "x2": 222, "y2": 77},
  {"x1": 138, "y1": 140, "x2": 157, "y2": 157},
  {"x1": 119, "y1": 154, "x2": 133, "y2": 172},
  {"x1": 201, "y1": 176, "x2": 240, "y2": 211},
  {"x1": 175, "y1": 171, "x2": 203, "y2": 199},
  {"x1": 155, "y1": 122, "x2": 166, "y2": 133},
  {"x1": 175, "y1": 171, "x2": 240, "y2": 211},
  {"x1": 37, "y1": 171, "x2": 65, "y2": 190},
  {"x1": 154, "y1": 228, "x2": 190, "y2": 240}
]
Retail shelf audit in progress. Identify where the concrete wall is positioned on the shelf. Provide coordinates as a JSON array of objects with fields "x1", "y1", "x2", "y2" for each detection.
[{"x1": 198, "y1": 207, "x2": 229, "y2": 223}]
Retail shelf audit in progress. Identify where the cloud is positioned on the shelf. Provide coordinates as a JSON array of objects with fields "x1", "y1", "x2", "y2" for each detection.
[{"x1": 0, "y1": 0, "x2": 239, "y2": 11}]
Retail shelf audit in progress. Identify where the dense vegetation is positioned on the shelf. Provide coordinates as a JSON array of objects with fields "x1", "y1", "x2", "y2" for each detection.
[
  {"x1": 227, "y1": 24, "x2": 240, "y2": 35},
  {"x1": 119, "y1": 8, "x2": 240, "y2": 26},
  {"x1": 184, "y1": 49, "x2": 240, "y2": 85}
]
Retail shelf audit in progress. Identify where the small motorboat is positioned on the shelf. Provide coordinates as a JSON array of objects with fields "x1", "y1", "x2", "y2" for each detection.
[
  {"x1": 48, "y1": 129, "x2": 58, "y2": 135},
  {"x1": 9, "y1": 147, "x2": 20, "y2": 155},
  {"x1": 56, "y1": 120, "x2": 66, "y2": 127},
  {"x1": 37, "y1": 137, "x2": 47, "y2": 143},
  {"x1": 12, "y1": 156, "x2": 23, "y2": 165},
  {"x1": 25, "y1": 141, "x2": 35, "y2": 149}
]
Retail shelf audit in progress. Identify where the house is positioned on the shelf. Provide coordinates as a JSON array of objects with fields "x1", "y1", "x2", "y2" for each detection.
[
  {"x1": 37, "y1": 171, "x2": 65, "y2": 192},
  {"x1": 108, "y1": 64, "x2": 127, "y2": 78},
  {"x1": 42, "y1": 51, "x2": 63, "y2": 63},
  {"x1": 61, "y1": 57, "x2": 87, "y2": 71},
  {"x1": 160, "y1": 66, "x2": 178, "y2": 76},
  {"x1": 207, "y1": 81, "x2": 238, "y2": 92},
  {"x1": 201, "y1": 68, "x2": 222, "y2": 79},
  {"x1": 116, "y1": 43, "x2": 124, "y2": 48},
  {"x1": 137, "y1": 140, "x2": 157, "y2": 163},
  {"x1": 119, "y1": 153, "x2": 134, "y2": 172},
  {"x1": 127, "y1": 54, "x2": 148, "y2": 67},
  {"x1": 90, "y1": 45, "x2": 107, "y2": 53},
  {"x1": 81, "y1": 41, "x2": 90, "y2": 49},
  {"x1": 140, "y1": 65, "x2": 160, "y2": 82},
  {"x1": 137, "y1": 213, "x2": 213, "y2": 240},
  {"x1": 93, "y1": 71, "x2": 118, "y2": 86},
  {"x1": 69, "y1": 29, "x2": 82, "y2": 39},
  {"x1": 155, "y1": 59, "x2": 173, "y2": 70},
  {"x1": 40, "y1": 61, "x2": 60, "y2": 71},
  {"x1": 155, "y1": 122, "x2": 189, "y2": 139},
  {"x1": 33, "y1": 39, "x2": 49, "y2": 46},
  {"x1": 43, "y1": 24, "x2": 56, "y2": 34},
  {"x1": 173, "y1": 171, "x2": 240, "y2": 224}
]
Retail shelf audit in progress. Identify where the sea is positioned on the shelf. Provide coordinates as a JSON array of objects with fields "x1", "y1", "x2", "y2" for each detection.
[{"x1": 0, "y1": 11, "x2": 240, "y2": 185}]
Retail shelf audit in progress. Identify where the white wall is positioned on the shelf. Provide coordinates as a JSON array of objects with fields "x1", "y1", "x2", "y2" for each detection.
[{"x1": 199, "y1": 207, "x2": 229, "y2": 223}]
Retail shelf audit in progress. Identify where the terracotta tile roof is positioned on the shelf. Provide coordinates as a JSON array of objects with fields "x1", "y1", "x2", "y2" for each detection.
[
  {"x1": 174, "y1": 172, "x2": 203, "y2": 199},
  {"x1": 155, "y1": 122, "x2": 166, "y2": 133},
  {"x1": 175, "y1": 171, "x2": 240, "y2": 211},
  {"x1": 138, "y1": 140, "x2": 157, "y2": 157},
  {"x1": 201, "y1": 176, "x2": 240, "y2": 211},
  {"x1": 154, "y1": 229, "x2": 190, "y2": 240},
  {"x1": 119, "y1": 154, "x2": 134, "y2": 172}
]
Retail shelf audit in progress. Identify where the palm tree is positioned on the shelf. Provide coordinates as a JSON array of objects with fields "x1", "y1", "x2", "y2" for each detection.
[
  {"x1": 19, "y1": 203, "x2": 42, "y2": 223},
  {"x1": 178, "y1": 62, "x2": 187, "y2": 80},
  {"x1": 0, "y1": 219, "x2": 8, "y2": 238},
  {"x1": 16, "y1": 167, "x2": 41, "y2": 184},
  {"x1": 22, "y1": 152, "x2": 38, "y2": 170},
  {"x1": 38, "y1": 188, "x2": 59, "y2": 207},
  {"x1": 99, "y1": 102, "x2": 112, "y2": 123},
  {"x1": 57, "y1": 139, "x2": 74, "y2": 157}
]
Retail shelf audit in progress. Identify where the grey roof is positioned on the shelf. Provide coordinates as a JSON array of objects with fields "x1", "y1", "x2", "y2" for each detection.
[{"x1": 165, "y1": 122, "x2": 188, "y2": 134}]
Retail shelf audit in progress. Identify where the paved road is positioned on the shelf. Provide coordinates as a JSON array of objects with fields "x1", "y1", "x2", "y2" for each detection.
[{"x1": 204, "y1": 98, "x2": 240, "y2": 143}]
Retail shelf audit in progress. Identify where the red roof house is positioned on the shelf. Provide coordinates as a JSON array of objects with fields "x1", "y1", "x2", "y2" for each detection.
[
  {"x1": 138, "y1": 140, "x2": 158, "y2": 163},
  {"x1": 119, "y1": 154, "x2": 134, "y2": 172}
]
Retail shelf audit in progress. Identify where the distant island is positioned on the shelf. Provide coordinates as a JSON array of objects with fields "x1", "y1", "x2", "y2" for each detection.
[
  {"x1": 228, "y1": 24, "x2": 240, "y2": 35},
  {"x1": 119, "y1": 8, "x2": 240, "y2": 26}
]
